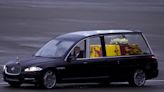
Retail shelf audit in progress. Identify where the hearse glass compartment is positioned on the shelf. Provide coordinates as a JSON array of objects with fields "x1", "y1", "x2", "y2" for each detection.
[{"x1": 104, "y1": 33, "x2": 151, "y2": 57}]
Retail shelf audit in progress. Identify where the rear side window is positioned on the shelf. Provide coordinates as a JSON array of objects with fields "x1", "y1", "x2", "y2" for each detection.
[
  {"x1": 89, "y1": 36, "x2": 103, "y2": 58},
  {"x1": 104, "y1": 33, "x2": 151, "y2": 57}
]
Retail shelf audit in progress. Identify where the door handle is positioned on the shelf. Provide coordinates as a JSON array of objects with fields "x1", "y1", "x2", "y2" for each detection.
[
  {"x1": 56, "y1": 67, "x2": 66, "y2": 70},
  {"x1": 83, "y1": 62, "x2": 88, "y2": 64},
  {"x1": 117, "y1": 60, "x2": 120, "y2": 64}
]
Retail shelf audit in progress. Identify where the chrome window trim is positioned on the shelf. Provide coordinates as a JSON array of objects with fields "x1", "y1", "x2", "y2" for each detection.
[{"x1": 76, "y1": 54, "x2": 154, "y2": 61}]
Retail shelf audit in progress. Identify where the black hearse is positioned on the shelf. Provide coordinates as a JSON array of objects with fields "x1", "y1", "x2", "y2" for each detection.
[{"x1": 3, "y1": 30, "x2": 158, "y2": 89}]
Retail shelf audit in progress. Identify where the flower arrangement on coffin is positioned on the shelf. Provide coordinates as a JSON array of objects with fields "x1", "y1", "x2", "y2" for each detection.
[{"x1": 110, "y1": 38, "x2": 129, "y2": 44}]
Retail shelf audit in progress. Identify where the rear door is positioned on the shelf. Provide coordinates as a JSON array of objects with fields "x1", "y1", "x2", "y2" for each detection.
[
  {"x1": 59, "y1": 40, "x2": 88, "y2": 81},
  {"x1": 104, "y1": 33, "x2": 154, "y2": 79},
  {"x1": 118, "y1": 33, "x2": 154, "y2": 78}
]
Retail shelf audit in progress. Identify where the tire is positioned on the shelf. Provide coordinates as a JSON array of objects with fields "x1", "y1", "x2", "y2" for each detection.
[
  {"x1": 41, "y1": 70, "x2": 57, "y2": 89},
  {"x1": 8, "y1": 82, "x2": 21, "y2": 87},
  {"x1": 129, "y1": 69, "x2": 146, "y2": 87}
]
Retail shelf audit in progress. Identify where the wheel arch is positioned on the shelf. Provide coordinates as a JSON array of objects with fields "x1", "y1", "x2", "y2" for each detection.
[{"x1": 42, "y1": 67, "x2": 61, "y2": 83}]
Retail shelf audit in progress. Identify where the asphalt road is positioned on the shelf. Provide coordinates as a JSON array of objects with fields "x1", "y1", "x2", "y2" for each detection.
[
  {"x1": 0, "y1": 0, "x2": 164, "y2": 91},
  {"x1": 0, "y1": 81, "x2": 164, "y2": 92}
]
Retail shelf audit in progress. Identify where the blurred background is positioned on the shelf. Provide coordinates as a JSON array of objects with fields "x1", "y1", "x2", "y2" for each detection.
[{"x1": 0, "y1": 0, "x2": 164, "y2": 79}]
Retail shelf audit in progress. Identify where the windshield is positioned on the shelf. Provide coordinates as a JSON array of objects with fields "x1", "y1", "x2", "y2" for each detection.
[{"x1": 35, "y1": 39, "x2": 75, "y2": 58}]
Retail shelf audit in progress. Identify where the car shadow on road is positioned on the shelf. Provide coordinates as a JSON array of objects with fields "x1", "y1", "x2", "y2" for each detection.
[{"x1": 3, "y1": 82, "x2": 154, "y2": 91}]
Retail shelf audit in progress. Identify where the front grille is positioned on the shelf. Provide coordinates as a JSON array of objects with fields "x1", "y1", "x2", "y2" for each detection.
[{"x1": 5, "y1": 64, "x2": 21, "y2": 75}]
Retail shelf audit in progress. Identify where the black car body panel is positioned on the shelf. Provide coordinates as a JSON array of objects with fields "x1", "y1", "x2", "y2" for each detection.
[{"x1": 3, "y1": 30, "x2": 158, "y2": 87}]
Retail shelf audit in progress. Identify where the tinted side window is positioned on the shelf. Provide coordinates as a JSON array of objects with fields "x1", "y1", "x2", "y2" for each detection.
[
  {"x1": 89, "y1": 37, "x2": 103, "y2": 58},
  {"x1": 70, "y1": 40, "x2": 86, "y2": 59},
  {"x1": 104, "y1": 34, "x2": 151, "y2": 57}
]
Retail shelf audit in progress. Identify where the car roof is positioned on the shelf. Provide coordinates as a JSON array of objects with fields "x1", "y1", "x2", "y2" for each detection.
[
  {"x1": 68, "y1": 30, "x2": 139, "y2": 36},
  {"x1": 56, "y1": 30, "x2": 141, "y2": 41}
]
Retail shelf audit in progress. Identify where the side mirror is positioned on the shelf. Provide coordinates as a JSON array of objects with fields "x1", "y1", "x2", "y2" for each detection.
[{"x1": 67, "y1": 55, "x2": 76, "y2": 62}]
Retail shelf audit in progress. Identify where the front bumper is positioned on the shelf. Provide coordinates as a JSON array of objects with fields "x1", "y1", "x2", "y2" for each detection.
[{"x1": 3, "y1": 71, "x2": 43, "y2": 84}]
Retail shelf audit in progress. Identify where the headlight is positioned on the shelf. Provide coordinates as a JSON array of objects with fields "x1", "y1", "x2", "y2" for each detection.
[{"x1": 24, "y1": 66, "x2": 43, "y2": 72}]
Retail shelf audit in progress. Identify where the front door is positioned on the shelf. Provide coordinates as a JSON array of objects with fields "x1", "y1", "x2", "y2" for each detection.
[{"x1": 60, "y1": 36, "x2": 114, "y2": 82}]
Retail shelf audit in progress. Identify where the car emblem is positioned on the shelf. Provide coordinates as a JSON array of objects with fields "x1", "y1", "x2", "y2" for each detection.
[
  {"x1": 16, "y1": 61, "x2": 20, "y2": 64},
  {"x1": 16, "y1": 56, "x2": 20, "y2": 64},
  {"x1": 11, "y1": 67, "x2": 15, "y2": 71},
  {"x1": 16, "y1": 56, "x2": 20, "y2": 61}
]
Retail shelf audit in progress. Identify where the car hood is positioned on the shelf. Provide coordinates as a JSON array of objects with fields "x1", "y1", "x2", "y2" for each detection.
[{"x1": 6, "y1": 56, "x2": 63, "y2": 68}]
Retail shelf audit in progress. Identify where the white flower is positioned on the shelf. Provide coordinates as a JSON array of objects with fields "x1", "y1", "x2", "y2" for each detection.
[{"x1": 111, "y1": 38, "x2": 128, "y2": 44}]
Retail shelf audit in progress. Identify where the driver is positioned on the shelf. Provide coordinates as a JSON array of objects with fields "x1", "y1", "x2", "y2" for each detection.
[{"x1": 74, "y1": 46, "x2": 83, "y2": 58}]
